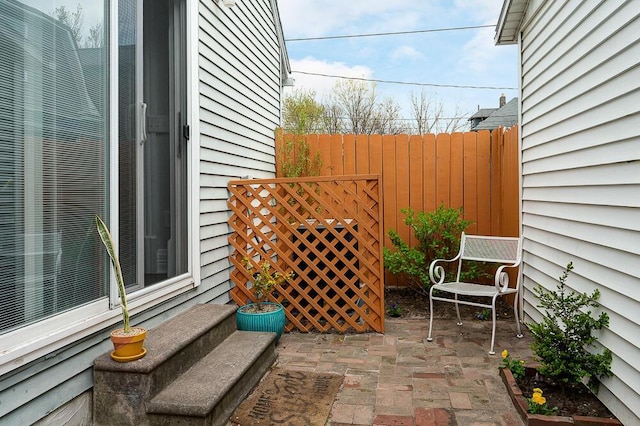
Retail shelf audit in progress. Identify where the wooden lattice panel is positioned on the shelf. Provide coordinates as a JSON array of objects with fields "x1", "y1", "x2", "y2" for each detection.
[{"x1": 228, "y1": 175, "x2": 384, "y2": 333}]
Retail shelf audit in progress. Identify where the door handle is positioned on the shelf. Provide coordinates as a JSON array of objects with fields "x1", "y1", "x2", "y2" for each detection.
[{"x1": 140, "y1": 102, "x2": 148, "y2": 144}]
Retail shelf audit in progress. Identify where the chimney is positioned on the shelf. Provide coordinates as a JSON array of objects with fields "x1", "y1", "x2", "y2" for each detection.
[{"x1": 499, "y1": 93, "x2": 506, "y2": 107}]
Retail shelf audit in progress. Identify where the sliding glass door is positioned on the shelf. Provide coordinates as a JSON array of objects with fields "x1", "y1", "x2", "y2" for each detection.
[{"x1": 118, "y1": 0, "x2": 188, "y2": 291}]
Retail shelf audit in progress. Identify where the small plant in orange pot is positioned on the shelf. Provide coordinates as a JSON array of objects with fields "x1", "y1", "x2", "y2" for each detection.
[{"x1": 96, "y1": 215, "x2": 147, "y2": 362}]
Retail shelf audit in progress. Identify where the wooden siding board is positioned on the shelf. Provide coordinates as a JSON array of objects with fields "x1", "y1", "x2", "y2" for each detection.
[
  {"x1": 521, "y1": 116, "x2": 640, "y2": 159},
  {"x1": 523, "y1": 74, "x2": 640, "y2": 138},
  {"x1": 523, "y1": 201, "x2": 640, "y2": 232},
  {"x1": 198, "y1": 88, "x2": 278, "y2": 141},
  {"x1": 522, "y1": 230, "x2": 640, "y2": 295},
  {"x1": 522, "y1": 185, "x2": 640, "y2": 208},
  {"x1": 523, "y1": 214, "x2": 640, "y2": 260},
  {"x1": 523, "y1": 162, "x2": 640, "y2": 187},
  {"x1": 525, "y1": 32, "x2": 640, "y2": 118},
  {"x1": 522, "y1": 88, "x2": 640, "y2": 142},
  {"x1": 199, "y1": 5, "x2": 280, "y2": 93}
]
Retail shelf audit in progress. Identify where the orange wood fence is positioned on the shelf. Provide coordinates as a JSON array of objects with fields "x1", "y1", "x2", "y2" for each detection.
[
  {"x1": 277, "y1": 126, "x2": 520, "y2": 286},
  {"x1": 228, "y1": 175, "x2": 384, "y2": 333}
]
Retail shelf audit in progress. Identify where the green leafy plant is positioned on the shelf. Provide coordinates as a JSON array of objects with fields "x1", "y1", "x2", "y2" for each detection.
[
  {"x1": 387, "y1": 303, "x2": 402, "y2": 318},
  {"x1": 528, "y1": 262, "x2": 612, "y2": 394},
  {"x1": 275, "y1": 129, "x2": 323, "y2": 220},
  {"x1": 383, "y1": 204, "x2": 471, "y2": 295},
  {"x1": 244, "y1": 258, "x2": 294, "y2": 311},
  {"x1": 96, "y1": 215, "x2": 130, "y2": 332},
  {"x1": 476, "y1": 308, "x2": 492, "y2": 321},
  {"x1": 277, "y1": 131, "x2": 322, "y2": 179},
  {"x1": 500, "y1": 349, "x2": 526, "y2": 380},
  {"x1": 527, "y1": 388, "x2": 558, "y2": 415}
]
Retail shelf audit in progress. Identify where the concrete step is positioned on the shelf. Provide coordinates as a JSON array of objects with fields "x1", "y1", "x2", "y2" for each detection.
[
  {"x1": 146, "y1": 330, "x2": 276, "y2": 426},
  {"x1": 94, "y1": 303, "x2": 263, "y2": 426}
]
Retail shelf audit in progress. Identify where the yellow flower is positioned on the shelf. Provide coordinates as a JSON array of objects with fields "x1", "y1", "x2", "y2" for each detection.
[
  {"x1": 531, "y1": 393, "x2": 546, "y2": 405},
  {"x1": 532, "y1": 388, "x2": 543, "y2": 395},
  {"x1": 501, "y1": 349, "x2": 509, "y2": 359},
  {"x1": 519, "y1": 360, "x2": 526, "y2": 365}
]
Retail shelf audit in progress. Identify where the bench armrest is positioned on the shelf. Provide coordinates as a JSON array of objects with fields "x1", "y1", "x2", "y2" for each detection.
[
  {"x1": 494, "y1": 263, "x2": 520, "y2": 292},
  {"x1": 429, "y1": 257, "x2": 459, "y2": 285}
]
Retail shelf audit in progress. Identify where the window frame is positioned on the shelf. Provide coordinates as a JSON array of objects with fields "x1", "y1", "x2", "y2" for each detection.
[{"x1": 0, "y1": 0, "x2": 199, "y2": 376}]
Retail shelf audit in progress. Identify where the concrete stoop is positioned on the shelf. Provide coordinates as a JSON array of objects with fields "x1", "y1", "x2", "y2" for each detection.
[{"x1": 93, "y1": 304, "x2": 276, "y2": 426}]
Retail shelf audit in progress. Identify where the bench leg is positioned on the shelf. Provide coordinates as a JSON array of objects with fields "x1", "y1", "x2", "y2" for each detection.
[
  {"x1": 513, "y1": 292, "x2": 523, "y2": 338},
  {"x1": 427, "y1": 288, "x2": 434, "y2": 342},
  {"x1": 489, "y1": 300, "x2": 497, "y2": 355}
]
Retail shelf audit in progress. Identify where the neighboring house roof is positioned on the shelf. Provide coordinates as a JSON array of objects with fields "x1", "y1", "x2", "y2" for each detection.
[
  {"x1": 469, "y1": 108, "x2": 498, "y2": 120},
  {"x1": 495, "y1": 0, "x2": 527, "y2": 44},
  {"x1": 473, "y1": 98, "x2": 518, "y2": 130}
]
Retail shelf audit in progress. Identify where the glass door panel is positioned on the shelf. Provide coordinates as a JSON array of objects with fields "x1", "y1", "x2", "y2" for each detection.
[{"x1": 119, "y1": 0, "x2": 187, "y2": 290}]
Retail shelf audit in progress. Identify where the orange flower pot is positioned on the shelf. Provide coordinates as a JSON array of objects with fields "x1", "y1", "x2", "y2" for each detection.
[{"x1": 110, "y1": 327, "x2": 147, "y2": 362}]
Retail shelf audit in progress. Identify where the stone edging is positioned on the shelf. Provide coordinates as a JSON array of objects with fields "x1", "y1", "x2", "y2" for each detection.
[{"x1": 499, "y1": 367, "x2": 622, "y2": 426}]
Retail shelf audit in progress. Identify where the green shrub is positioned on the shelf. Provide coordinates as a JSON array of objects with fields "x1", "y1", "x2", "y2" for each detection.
[
  {"x1": 383, "y1": 204, "x2": 471, "y2": 295},
  {"x1": 528, "y1": 262, "x2": 612, "y2": 394}
]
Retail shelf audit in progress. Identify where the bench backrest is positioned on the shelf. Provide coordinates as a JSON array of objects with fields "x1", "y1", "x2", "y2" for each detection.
[{"x1": 460, "y1": 233, "x2": 521, "y2": 264}]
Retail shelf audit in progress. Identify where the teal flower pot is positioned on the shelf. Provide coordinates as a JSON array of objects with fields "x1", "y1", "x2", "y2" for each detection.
[{"x1": 236, "y1": 302, "x2": 286, "y2": 342}]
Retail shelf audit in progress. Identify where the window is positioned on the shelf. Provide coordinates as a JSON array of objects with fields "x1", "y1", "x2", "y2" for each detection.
[
  {"x1": 0, "y1": 0, "x2": 108, "y2": 333},
  {"x1": 0, "y1": 0, "x2": 188, "y2": 335}
]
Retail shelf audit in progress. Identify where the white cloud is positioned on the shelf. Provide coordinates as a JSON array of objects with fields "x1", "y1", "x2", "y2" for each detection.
[
  {"x1": 462, "y1": 26, "x2": 500, "y2": 72},
  {"x1": 452, "y1": 0, "x2": 504, "y2": 24},
  {"x1": 278, "y1": 0, "x2": 429, "y2": 38},
  {"x1": 285, "y1": 57, "x2": 373, "y2": 99},
  {"x1": 390, "y1": 45, "x2": 424, "y2": 61}
]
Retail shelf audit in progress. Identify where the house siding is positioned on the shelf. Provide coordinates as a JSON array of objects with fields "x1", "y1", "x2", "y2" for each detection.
[
  {"x1": 0, "y1": 1, "x2": 285, "y2": 423},
  {"x1": 198, "y1": 0, "x2": 282, "y2": 299},
  {"x1": 518, "y1": 0, "x2": 640, "y2": 424}
]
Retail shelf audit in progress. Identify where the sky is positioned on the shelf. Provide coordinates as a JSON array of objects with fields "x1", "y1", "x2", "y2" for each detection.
[{"x1": 278, "y1": 0, "x2": 519, "y2": 130}]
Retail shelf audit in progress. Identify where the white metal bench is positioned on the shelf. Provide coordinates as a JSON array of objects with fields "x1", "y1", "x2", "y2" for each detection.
[{"x1": 426, "y1": 232, "x2": 523, "y2": 354}]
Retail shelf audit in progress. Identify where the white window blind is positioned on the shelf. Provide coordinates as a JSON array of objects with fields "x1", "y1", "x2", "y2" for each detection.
[{"x1": 0, "y1": 0, "x2": 108, "y2": 334}]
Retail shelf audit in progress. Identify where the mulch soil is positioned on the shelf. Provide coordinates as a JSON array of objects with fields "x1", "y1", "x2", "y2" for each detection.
[
  {"x1": 516, "y1": 373, "x2": 617, "y2": 419},
  {"x1": 384, "y1": 286, "x2": 516, "y2": 320}
]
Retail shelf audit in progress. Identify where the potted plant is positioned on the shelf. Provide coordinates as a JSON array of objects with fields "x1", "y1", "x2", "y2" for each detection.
[
  {"x1": 235, "y1": 257, "x2": 294, "y2": 342},
  {"x1": 96, "y1": 215, "x2": 147, "y2": 362}
]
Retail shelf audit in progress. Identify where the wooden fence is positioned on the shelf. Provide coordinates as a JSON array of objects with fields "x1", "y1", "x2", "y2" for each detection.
[
  {"x1": 228, "y1": 175, "x2": 385, "y2": 333},
  {"x1": 277, "y1": 126, "x2": 520, "y2": 286}
]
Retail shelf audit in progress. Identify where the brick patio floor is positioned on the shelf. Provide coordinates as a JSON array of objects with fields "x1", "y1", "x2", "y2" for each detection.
[{"x1": 273, "y1": 317, "x2": 534, "y2": 426}]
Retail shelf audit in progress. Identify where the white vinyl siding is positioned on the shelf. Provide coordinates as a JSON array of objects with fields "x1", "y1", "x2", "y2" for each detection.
[
  {"x1": 197, "y1": 0, "x2": 283, "y2": 299},
  {"x1": 518, "y1": 0, "x2": 640, "y2": 424}
]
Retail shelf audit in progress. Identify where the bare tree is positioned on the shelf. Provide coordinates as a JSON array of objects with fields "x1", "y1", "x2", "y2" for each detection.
[
  {"x1": 86, "y1": 21, "x2": 104, "y2": 48},
  {"x1": 410, "y1": 90, "x2": 469, "y2": 134},
  {"x1": 53, "y1": 4, "x2": 84, "y2": 46},
  {"x1": 322, "y1": 102, "x2": 344, "y2": 134},
  {"x1": 371, "y1": 97, "x2": 404, "y2": 135},
  {"x1": 331, "y1": 80, "x2": 403, "y2": 135}
]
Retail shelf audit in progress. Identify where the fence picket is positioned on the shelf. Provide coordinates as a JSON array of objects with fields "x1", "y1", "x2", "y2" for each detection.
[{"x1": 275, "y1": 127, "x2": 520, "y2": 288}]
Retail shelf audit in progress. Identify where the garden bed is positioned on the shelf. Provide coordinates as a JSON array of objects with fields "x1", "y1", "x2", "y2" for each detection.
[{"x1": 500, "y1": 367, "x2": 621, "y2": 426}]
